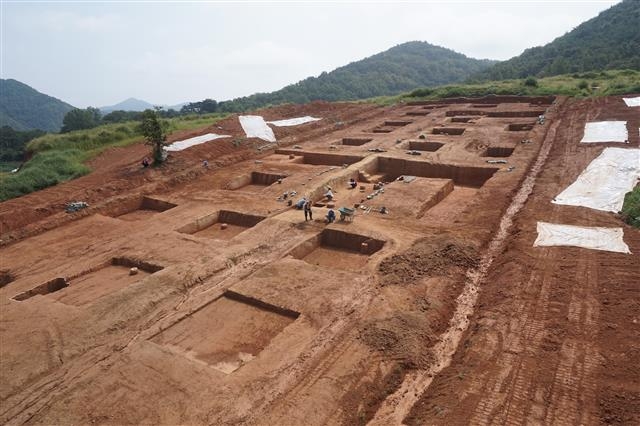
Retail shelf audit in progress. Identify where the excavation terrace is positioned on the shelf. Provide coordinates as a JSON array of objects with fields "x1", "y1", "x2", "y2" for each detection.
[{"x1": 1, "y1": 96, "x2": 638, "y2": 425}]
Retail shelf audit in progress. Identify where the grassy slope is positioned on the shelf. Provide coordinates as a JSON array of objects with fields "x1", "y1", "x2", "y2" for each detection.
[
  {"x1": 0, "y1": 113, "x2": 227, "y2": 201},
  {"x1": 371, "y1": 69, "x2": 640, "y2": 105}
]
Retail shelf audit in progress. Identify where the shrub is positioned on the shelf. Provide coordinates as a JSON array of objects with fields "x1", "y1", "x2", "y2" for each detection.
[
  {"x1": 0, "y1": 149, "x2": 90, "y2": 201},
  {"x1": 409, "y1": 88, "x2": 433, "y2": 97},
  {"x1": 524, "y1": 77, "x2": 538, "y2": 87},
  {"x1": 577, "y1": 80, "x2": 589, "y2": 90},
  {"x1": 621, "y1": 186, "x2": 640, "y2": 228}
]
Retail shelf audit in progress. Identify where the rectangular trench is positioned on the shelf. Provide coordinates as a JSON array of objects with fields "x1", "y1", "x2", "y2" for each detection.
[
  {"x1": 178, "y1": 210, "x2": 266, "y2": 240},
  {"x1": 377, "y1": 157, "x2": 499, "y2": 188},
  {"x1": 151, "y1": 291, "x2": 299, "y2": 374},
  {"x1": 291, "y1": 229, "x2": 386, "y2": 270}
]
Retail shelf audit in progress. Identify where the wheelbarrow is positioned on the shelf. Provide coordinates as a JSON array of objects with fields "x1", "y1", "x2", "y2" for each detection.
[{"x1": 338, "y1": 207, "x2": 355, "y2": 222}]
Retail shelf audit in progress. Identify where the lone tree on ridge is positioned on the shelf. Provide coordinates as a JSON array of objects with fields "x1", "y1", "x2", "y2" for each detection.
[{"x1": 139, "y1": 108, "x2": 168, "y2": 165}]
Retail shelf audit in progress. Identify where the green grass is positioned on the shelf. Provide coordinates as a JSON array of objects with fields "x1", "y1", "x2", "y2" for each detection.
[
  {"x1": 622, "y1": 186, "x2": 640, "y2": 229},
  {"x1": 371, "y1": 69, "x2": 640, "y2": 106},
  {"x1": 0, "y1": 113, "x2": 228, "y2": 201}
]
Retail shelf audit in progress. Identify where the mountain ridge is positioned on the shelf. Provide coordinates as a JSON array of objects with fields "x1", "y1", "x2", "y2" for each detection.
[
  {"x1": 217, "y1": 41, "x2": 497, "y2": 112},
  {"x1": 0, "y1": 79, "x2": 75, "y2": 132}
]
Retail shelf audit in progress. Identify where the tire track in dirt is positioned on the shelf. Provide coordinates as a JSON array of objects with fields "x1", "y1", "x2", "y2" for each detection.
[
  {"x1": 367, "y1": 99, "x2": 565, "y2": 425},
  {"x1": 466, "y1": 98, "x2": 602, "y2": 426},
  {"x1": 403, "y1": 96, "x2": 640, "y2": 425}
]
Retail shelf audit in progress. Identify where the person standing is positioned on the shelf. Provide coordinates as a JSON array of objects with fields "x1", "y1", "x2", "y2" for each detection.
[{"x1": 304, "y1": 199, "x2": 313, "y2": 221}]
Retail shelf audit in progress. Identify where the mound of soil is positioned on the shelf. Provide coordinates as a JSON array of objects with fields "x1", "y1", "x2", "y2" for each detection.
[
  {"x1": 378, "y1": 237, "x2": 479, "y2": 286},
  {"x1": 358, "y1": 311, "x2": 437, "y2": 369}
]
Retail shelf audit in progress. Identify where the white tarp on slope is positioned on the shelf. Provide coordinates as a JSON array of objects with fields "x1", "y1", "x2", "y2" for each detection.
[
  {"x1": 165, "y1": 133, "x2": 230, "y2": 151},
  {"x1": 552, "y1": 147, "x2": 640, "y2": 212},
  {"x1": 534, "y1": 222, "x2": 631, "y2": 254},
  {"x1": 267, "y1": 116, "x2": 321, "y2": 127},
  {"x1": 623, "y1": 96, "x2": 640, "y2": 107},
  {"x1": 580, "y1": 121, "x2": 628, "y2": 143},
  {"x1": 239, "y1": 115, "x2": 276, "y2": 142}
]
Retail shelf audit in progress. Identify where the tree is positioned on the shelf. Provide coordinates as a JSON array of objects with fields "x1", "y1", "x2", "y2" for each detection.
[
  {"x1": 180, "y1": 98, "x2": 218, "y2": 114},
  {"x1": 0, "y1": 125, "x2": 45, "y2": 161},
  {"x1": 199, "y1": 98, "x2": 218, "y2": 113},
  {"x1": 102, "y1": 110, "x2": 141, "y2": 123},
  {"x1": 139, "y1": 109, "x2": 168, "y2": 164},
  {"x1": 61, "y1": 107, "x2": 102, "y2": 133}
]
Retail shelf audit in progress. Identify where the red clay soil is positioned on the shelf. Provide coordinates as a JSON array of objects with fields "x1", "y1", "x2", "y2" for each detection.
[
  {"x1": 404, "y1": 96, "x2": 640, "y2": 425},
  {"x1": 0, "y1": 101, "x2": 380, "y2": 243},
  {"x1": 0, "y1": 95, "x2": 638, "y2": 425}
]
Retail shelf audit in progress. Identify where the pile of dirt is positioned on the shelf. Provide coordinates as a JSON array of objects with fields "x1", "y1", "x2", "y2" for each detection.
[
  {"x1": 378, "y1": 237, "x2": 479, "y2": 286},
  {"x1": 358, "y1": 311, "x2": 437, "y2": 369}
]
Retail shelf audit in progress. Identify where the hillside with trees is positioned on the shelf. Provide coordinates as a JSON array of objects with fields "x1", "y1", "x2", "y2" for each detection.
[
  {"x1": 216, "y1": 41, "x2": 496, "y2": 112},
  {"x1": 474, "y1": 0, "x2": 640, "y2": 81},
  {"x1": 0, "y1": 79, "x2": 75, "y2": 132}
]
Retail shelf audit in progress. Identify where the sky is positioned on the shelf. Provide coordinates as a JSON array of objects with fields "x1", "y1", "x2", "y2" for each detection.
[{"x1": 1, "y1": 0, "x2": 621, "y2": 108}]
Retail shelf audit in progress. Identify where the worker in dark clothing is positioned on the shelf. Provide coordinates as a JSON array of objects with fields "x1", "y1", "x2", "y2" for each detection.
[{"x1": 304, "y1": 199, "x2": 313, "y2": 221}]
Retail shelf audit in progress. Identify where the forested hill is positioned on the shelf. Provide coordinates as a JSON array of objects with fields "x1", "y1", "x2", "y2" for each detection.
[
  {"x1": 474, "y1": 0, "x2": 640, "y2": 81},
  {"x1": 0, "y1": 79, "x2": 75, "y2": 132},
  {"x1": 219, "y1": 41, "x2": 496, "y2": 112}
]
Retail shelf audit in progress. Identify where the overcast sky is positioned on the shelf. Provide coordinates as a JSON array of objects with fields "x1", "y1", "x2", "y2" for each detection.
[{"x1": 1, "y1": 0, "x2": 620, "y2": 108}]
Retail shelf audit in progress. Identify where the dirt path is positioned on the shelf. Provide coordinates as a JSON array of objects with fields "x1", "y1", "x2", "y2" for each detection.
[{"x1": 367, "y1": 98, "x2": 565, "y2": 425}]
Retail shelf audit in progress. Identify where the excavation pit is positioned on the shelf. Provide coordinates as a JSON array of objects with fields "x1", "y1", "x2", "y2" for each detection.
[
  {"x1": 151, "y1": 291, "x2": 299, "y2": 374},
  {"x1": 0, "y1": 270, "x2": 15, "y2": 288},
  {"x1": 372, "y1": 128, "x2": 394, "y2": 133},
  {"x1": 336, "y1": 177, "x2": 454, "y2": 218},
  {"x1": 384, "y1": 120, "x2": 412, "y2": 127},
  {"x1": 342, "y1": 138, "x2": 373, "y2": 146},
  {"x1": 12, "y1": 278, "x2": 68, "y2": 301},
  {"x1": 451, "y1": 117, "x2": 475, "y2": 123},
  {"x1": 472, "y1": 104, "x2": 498, "y2": 108},
  {"x1": 112, "y1": 197, "x2": 177, "y2": 222},
  {"x1": 228, "y1": 171, "x2": 288, "y2": 191},
  {"x1": 13, "y1": 258, "x2": 163, "y2": 305},
  {"x1": 404, "y1": 102, "x2": 445, "y2": 107},
  {"x1": 408, "y1": 141, "x2": 444, "y2": 152},
  {"x1": 178, "y1": 210, "x2": 266, "y2": 240},
  {"x1": 405, "y1": 111, "x2": 430, "y2": 116},
  {"x1": 376, "y1": 157, "x2": 498, "y2": 188},
  {"x1": 432, "y1": 127, "x2": 465, "y2": 136},
  {"x1": 446, "y1": 110, "x2": 488, "y2": 117},
  {"x1": 483, "y1": 147, "x2": 515, "y2": 158},
  {"x1": 304, "y1": 153, "x2": 364, "y2": 166},
  {"x1": 292, "y1": 229, "x2": 385, "y2": 271},
  {"x1": 51, "y1": 258, "x2": 162, "y2": 306},
  {"x1": 507, "y1": 123, "x2": 535, "y2": 131},
  {"x1": 487, "y1": 110, "x2": 545, "y2": 118}
]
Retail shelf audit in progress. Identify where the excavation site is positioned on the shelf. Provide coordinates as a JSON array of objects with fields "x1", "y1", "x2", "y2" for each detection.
[{"x1": 0, "y1": 95, "x2": 639, "y2": 426}]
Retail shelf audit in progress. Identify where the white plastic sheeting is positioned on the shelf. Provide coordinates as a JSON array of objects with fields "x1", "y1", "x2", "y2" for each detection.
[
  {"x1": 534, "y1": 222, "x2": 631, "y2": 254},
  {"x1": 580, "y1": 121, "x2": 628, "y2": 143},
  {"x1": 552, "y1": 147, "x2": 640, "y2": 212},
  {"x1": 165, "y1": 133, "x2": 230, "y2": 152},
  {"x1": 623, "y1": 96, "x2": 640, "y2": 107},
  {"x1": 239, "y1": 115, "x2": 276, "y2": 142},
  {"x1": 267, "y1": 116, "x2": 321, "y2": 127}
]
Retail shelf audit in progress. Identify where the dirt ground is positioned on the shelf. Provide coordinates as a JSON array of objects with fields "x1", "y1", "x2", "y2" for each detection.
[{"x1": 0, "y1": 95, "x2": 638, "y2": 425}]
